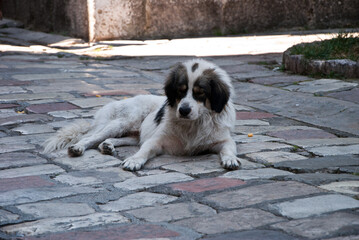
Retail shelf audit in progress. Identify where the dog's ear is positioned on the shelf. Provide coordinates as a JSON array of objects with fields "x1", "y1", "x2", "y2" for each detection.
[
  {"x1": 205, "y1": 69, "x2": 230, "y2": 113},
  {"x1": 164, "y1": 63, "x2": 187, "y2": 107}
]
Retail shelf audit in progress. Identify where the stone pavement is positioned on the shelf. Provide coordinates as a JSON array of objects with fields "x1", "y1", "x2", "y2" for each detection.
[{"x1": 0, "y1": 23, "x2": 359, "y2": 239}]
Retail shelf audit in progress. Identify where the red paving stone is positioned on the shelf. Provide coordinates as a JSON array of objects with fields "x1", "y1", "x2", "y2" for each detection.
[
  {"x1": 0, "y1": 103, "x2": 19, "y2": 109},
  {"x1": 0, "y1": 176, "x2": 55, "y2": 192},
  {"x1": 84, "y1": 89, "x2": 150, "y2": 97},
  {"x1": 267, "y1": 129, "x2": 337, "y2": 140},
  {"x1": 170, "y1": 177, "x2": 246, "y2": 193},
  {"x1": 0, "y1": 80, "x2": 31, "y2": 86},
  {"x1": 26, "y1": 102, "x2": 79, "y2": 114},
  {"x1": 236, "y1": 111, "x2": 276, "y2": 120},
  {"x1": 24, "y1": 224, "x2": 180, "y2": 240}
]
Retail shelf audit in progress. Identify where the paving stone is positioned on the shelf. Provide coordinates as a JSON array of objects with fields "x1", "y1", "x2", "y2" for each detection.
[
  {"x1": 327, "y1": 87, "x2": 359, "y2": 104},
  {"x1": 114, "y1": 172, "x2": 193, "y2": 191},
  {"x1": 1, "y1": 212, "x2": 129, "y2": 236},
  {"x1": 223, "y1": 168, "x2": 294, "y2": 180},
  {"x1": 146, "y1": 154, "x2": 216, "y2": 169},
  {"x1": 26, "y1": 102, "x2": 79, "y2": 114},
  {"x1": 236, "y1": 111, "x2": 276, "y2": 120},
  {"x1": 287, "y1": 137, "x2": 359, "y2": 148},
  {"x1": 0, "y1": 92, "x2": 74, "y2": 101},
  {"x1": 233, "y1": 104, "x2": 254, "y2": 111},
  {"x1": 54, "y1": 174, "x2": 103, "y2": 186},
  {"x1": 202, "y1": 229, "x2": 301, "y2": 240},
  {"x1": 283, "y1": 79, "x2": 358, "y2": 94},
  {"x1": 235, "y1": 119, "x2": 270, "y2": 126},
  {"x1": 246, "y1": 151, "x2": 307, "y2": 165},
  {"x1": 282, "y1": 173, "x2": 359, "y2": 185},
  {"x1": 127, "y1": 202, "x2": 216, "y2": 222},
  {"x1": 84, "y1": 89, "x2": 150, "y2": 97},
  {"x1": 17, "y1": 202, "x2": 95, "y2": 219},
  {"x1": 268, "y1": 194, "x2": 359, "y2": 219},
  {"x1": 170, "y1": 177, "x2": 246, "y2": 193},
  {"x1": 237, "y1": 142, "x2": 293, "y2": 155},
  {"x1": 267, "y1": 129, "x2": 337, "y2": 140},
  {"x1": 0, "y1": 79, "x2": 30, "y2": 86},
  {"x1": 274, "y1": 155, "x2": 359, "y2": 173},
  {"x1": 308, "y1": 144, "x2": 359, "y2": 156},
  {"x1": 47, "y1": 110, "x2": 79, "y2": 119},
  {"x1": 12, "y1": 72, "x2": 95, "y2": 81},
  {"x1": 319, "y1": 181, "x2": 359, "y2": 195},
  {"x1": 0, "y1": 86, "x2": 26, "y2": 94},
  {"x1": 12, "y1": 123, "x2": 55, "y2": 134},
  {"x1": 232, "y1": 134, "x2": 284, "y2": 143},
  {"x1": 23, "y1": 224, "x2": 182, "y2": 240},
  {"x1": 53, "y1": 150, "x2": 122, "y2": 170},
  {"x1": 136, "y1": 169, "x2": 169, "y2": 176},
  {"x1": 325, "y1": 236, "x2": 359, "y2": 240},
  {"x1": 250, "y1": 74, "x2": 310, "y2": 86},
  {"x1": 0, "y1": 209, "x2": 19, "y2": 223},
  {"x1": 175, "y1": 208, "x2": 283, "y2": 235},
  {"x1": 0, "y1": 176, "x2": 55, "y2": 192},
  {"x1": 0, "y1": 164, "x2": 64, "y2": 179},
  {"x1": 0, "y1": 114, "x2": 52, "y2": 127},
  {"x1": 205, "y1": 181, "x2": 322, "y2": 209},
  {"x1": 0, "y1": 186, "x2": 99, "y2": 206},
  {"x1": 232, "y1": 70, "x2": 282, "y2": 80},
  {"x1": 234, "y1": 125, "x2": 317, "y2": 135},
  {"x1": 0, "y1": 109, "x2": 19, "y2": 118},
  {"x1": 272, "y1": 212, "x2": 359, "y2": 239},
  {"x1": 69, "y1": 97, "x2": 115, "y2": 108},
  {"x1": 161, "y1": 155, "x2": 225, "y2": 175},
  {"x1": 0, "y1": 103, "x2": 19, "y2": 109},
  {"x1": 0, "y1": 152, "x2": 47, "y2": 169},
  {"x1": 237, "y1": 158, "x2": 266, "y2": 170},
  {"x1": 100, "y1": 192, "x2": 178, "y2": 212}
]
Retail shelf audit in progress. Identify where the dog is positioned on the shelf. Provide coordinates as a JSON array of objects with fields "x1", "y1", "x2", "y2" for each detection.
[{"x1": 43, "y1": 59, "x2": 241, "y2": 171}]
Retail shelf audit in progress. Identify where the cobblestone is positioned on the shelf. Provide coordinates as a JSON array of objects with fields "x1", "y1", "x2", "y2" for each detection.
[{"x1": 0, "y1": 26, "x2": 358, "y2": 239}]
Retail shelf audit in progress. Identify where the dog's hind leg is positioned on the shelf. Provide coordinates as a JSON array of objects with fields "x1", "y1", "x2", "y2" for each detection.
[
  {"x1": 68, "y1": 119, "x2": 135, "y2": 157},
  {"x1": 98, "y1": 137, "x2": 139, "y2": 155}
]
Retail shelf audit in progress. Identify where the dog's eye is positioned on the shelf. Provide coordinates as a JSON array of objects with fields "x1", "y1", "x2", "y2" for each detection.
[{"x1": 177, "y1": 84, "x2": 187, "y2": 93}]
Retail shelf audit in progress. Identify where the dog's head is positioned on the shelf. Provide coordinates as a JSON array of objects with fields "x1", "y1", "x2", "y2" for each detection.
[{"x1": 164, "y1": 59, "x2": 232, "y2": 120}]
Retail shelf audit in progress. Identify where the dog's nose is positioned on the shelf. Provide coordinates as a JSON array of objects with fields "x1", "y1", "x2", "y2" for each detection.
[{"x1": 179, "y1": 105, "x2": 191, "y2": 117}]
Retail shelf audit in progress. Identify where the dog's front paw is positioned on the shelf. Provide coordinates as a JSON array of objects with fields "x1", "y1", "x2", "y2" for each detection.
[
  {"x1": 122, "y1": 156, "x2": 146, "y2": 171},
  {"x1": 68, "y1": 145, "x2": 85, "y2": 157},
  {"x1": 99, "y1": 141, "x2": 115, "y2": 155},
  {"x1": 221, "y1": 155, "x2": 241, "y2": 170}
]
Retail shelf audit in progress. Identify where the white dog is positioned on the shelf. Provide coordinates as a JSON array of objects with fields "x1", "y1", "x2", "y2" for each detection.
[{"x1": 43, "y1": 59, "x2": 241, "y2": 171}]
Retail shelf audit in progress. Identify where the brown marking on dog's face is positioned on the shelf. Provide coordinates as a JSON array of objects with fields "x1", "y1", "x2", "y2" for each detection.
[
  {"x1": 164, "y1": 63, "x2": 189, "y2": 107},
  {"x1": 193, "y1": 69, "x2": 230, "y2": 113}
]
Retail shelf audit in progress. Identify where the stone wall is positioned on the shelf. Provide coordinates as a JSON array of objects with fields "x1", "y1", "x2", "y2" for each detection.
[{"x1": 2, "y1": 0, "x2": 359, "y2": 41}]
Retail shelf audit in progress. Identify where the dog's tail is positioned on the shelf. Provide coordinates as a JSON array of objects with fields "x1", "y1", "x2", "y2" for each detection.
[{"x1": 42, "y1": 120, "x2": 92, "y2": 153}]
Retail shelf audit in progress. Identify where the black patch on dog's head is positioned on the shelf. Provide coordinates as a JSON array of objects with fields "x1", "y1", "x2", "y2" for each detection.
[
  {"x1": 154, "y1": 101, "x2": 167, "y2": 126},
  {"x1": 164, "y1": 63, "x2": 188, "y2": 107},
  {"x1": 194, "y1": 69, "x2": 230, "y2": 113},
  {"x1": 191, "y1": 63, "x2": 199, "y2": 72}
]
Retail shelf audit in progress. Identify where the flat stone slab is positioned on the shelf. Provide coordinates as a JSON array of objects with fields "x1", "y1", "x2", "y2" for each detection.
[
  {"x1": 69, "y1": 97, "x2": 114, "y2": 108},
  {"x1": 250, "y1": 74, "x2": 310, "y2": 86},
  {"x1": 287, "y1": 137, "x2": 359, "y2": 148},
  {"x1": 327, "y1": 87, "x2": 359, "y2": 104},
  {"x1": 268, "y1": 194, "x2": 359, "y2": 219},
  {"x1": 0, "y1": 209, "x2": 19, "y2": 224},
  {"x1": 0, "y1": 164, "x2": 65, "y2": 179},
  {"x1": 236, "y1": 111, "x2": 276, "y2": 120},
  {"x1": 0, "y1": 152, "x2": 47, "y2": 169},
  {"x1": 22, "y1": 224, "x2": 183, "y2": 240},
  {"x1": 0, "y1": 114, "x2": 52, "y2": 128},
  {"x1": 237, "y1": 142, "x2": 293, "y2": 155},
  {"x1": 175, "y1": 208, "x2": 283, "y2": 235},
  {"x1": 170, "y1": 177, "x2": 246, "y2": 193},
  {"x1": 202, "y1": 229, "x2": 301, "y2": 240},
  {"x1": 307, "y1": 144, "x2": 359, "y2": 156},
  {"x1": 53, "y1": 150, "x2": 122, "y2": 170},
  {"x1": 283, "y1": 79, "x2": 358, "y2": 94},
  {"x1": 234, "y1": 125, "x2": 317, "y2": 135},
  {"x1": 0, "y1": 176, "x2": 54, "y2": 192},
  {"x1": 12, "y1": 72, "x2": 95, "y2": 81},
  {"x1": 114, "y1": 172, "x2": 193, "y2": 191},
  {"x1": 272, "y1": 212, "x2": 359, "y2": 239},
  {"x1": 232, "y1": 134, "x2": 284, "y2": 143},
  {"x1": 267, "y1": 129, "x2": 337, "y2": 140},
  {"x1": 246, "y1": 151, "x2": 307, "y2": 165},
  {"x1": 281, "y1": 173, "x2": 359, "y2": 185},
  {"x1": 1, "y1": 213, "x2": 129, "y2": 236},
  {"x1": 319, "y1": 181, "x2": 359, "y2": 195},
  {"x1": 235, "y1": 119, "x2": 270, "y2": 126},
  {"x1": 223, "y1": 168, "x2": 294, "y2": 180},
  {"x1": 274, "y1": 155, "x2": 359, "y2": 173},
  {"x1": 26, "y1": 102, "x2": 79, "y2": 114},
  {"x1": 127, "y1": 202, "x2": 216, "y2": 222},
  {"x1": 0, "y1": 92, "x2": 74, "y2": 101},
  {"x1": 17, "y1": 202, "x2": 95, "y2": 218},
  {"x1": 100, "y1": 192, "x2": 178, "y2": 212},
  {"x1": 205, "y1": 181, "x2": 322, "y2": 209},
  {"x1": 0, "y1": 186, "x2": 99, "y2": 206},
  {"x1": 12, "y1": 123, "x2": 55, "y2": 135}
]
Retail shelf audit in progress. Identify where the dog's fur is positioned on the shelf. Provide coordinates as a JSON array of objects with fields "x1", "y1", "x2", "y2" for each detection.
[{"x1": 43, "y1": 59, "x2": 241, "y2": 171}]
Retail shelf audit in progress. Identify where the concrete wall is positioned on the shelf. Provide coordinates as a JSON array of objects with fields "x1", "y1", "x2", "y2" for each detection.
[{"x1": 2, "y1": 0, "x2": 359, "y2": 41}]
